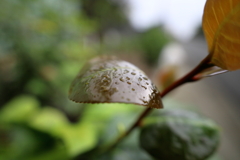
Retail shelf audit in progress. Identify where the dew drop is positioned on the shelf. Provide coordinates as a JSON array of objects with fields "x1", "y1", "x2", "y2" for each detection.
[
  {"x1": 100, "y1": 86, "x2": 107, "y2": 91},
  {"x1": 124, "y1": 70, "x2": 129, "y2": 74},
  {"x1": 127, "y1": 98, "x2": 130, "y2": 101},
  {"x1": 141, "y1": 85, "x2": 147, "y2": 90},
  {"x1": 138, "y1": 78, "x2": 142, "y2": 81},
  {"x1": 132, "y1": 88, "x2": 135, "y2": 91},
  {"x1": 103, "y1": 79, "x2": 108, "y2": 82},
  {"x1": 120, "y1": 77, "x2": 124, "y2": 82},
  {"x1": 131, "y1": 72, "x2": 136, "y2": 75},
  {"x1": 103, "y1": 75, "x2": 110, "y2": 78},
  {"x1": 115, "y1": 82, "x2": 119, "y2": 85},
  {"x1": 143, "y1": 77, "x2": 148, "y2": 80},
  {"x1": 126, "y1": 77, "x2": 130, "y2": 80},
  {"x1": 141, "y1": 99, "x2": 148, "y2": 104},
  {"x1": 113, "y1": 87, "x2": 118, "y2": 92},
  {"x1": 127, "y1": 82, "x2": 131, "y2": 85},
  {"x1": 146, "y1": 82, "x2": 149, "y2": 85}
]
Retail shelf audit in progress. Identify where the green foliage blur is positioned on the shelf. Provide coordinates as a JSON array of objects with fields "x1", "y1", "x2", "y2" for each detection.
[{"x1": 0, "y1": 0, "x2": 171, "y2": 159}]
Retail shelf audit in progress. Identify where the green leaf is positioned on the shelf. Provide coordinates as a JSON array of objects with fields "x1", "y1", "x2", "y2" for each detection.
[
  {"x1": 0, "y1": 125, "x2": 64, "y2": 160},
  {"x1": 29, "y1": 107, "x2": 98, "y2": 157},
  {"x1": 60, "y1": 122, "x2": 98, "y2": 157},
  {"x1": 82, "y1": 103, "x2": 140, "y2": 124},
  {"x1": 139, "y1": 109, "x2": 220, "y2": 160},
  {"x1": 29, "y1": 107, "x2": 69, "y2": 135},
  {"x1": 0, "y1": 95, "x2": 39, "y2": 123},
  {"x1": 69, "y1": 56, "x2": 163, "y2": 109}
]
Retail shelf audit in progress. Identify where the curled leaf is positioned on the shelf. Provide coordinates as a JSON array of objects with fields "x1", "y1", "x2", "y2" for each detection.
[
  {"x1": 203, "y1": 0, "x2": 240, "y2": 70},
  {"x1": 69, "y1": 57, "x2": 163, "y2": 109}
]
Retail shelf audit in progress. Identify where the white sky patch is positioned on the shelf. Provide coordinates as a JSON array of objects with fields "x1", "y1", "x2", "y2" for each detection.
[{"x1": 126, "y1": 0, "x2": 206, "y2": 41}]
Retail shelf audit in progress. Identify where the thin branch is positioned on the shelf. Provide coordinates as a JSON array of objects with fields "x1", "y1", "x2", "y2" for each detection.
[{"x1": 100, "y1": 56, "x2": 213, "y2": 154}]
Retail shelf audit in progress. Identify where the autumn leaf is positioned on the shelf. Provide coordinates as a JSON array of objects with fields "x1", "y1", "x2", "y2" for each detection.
[
  {"x1": 202, "y1": 0, "x2": 240, "y2": 71},
  {"x1": 69, "y1": 56, "x2": 163, "y2": 109}
]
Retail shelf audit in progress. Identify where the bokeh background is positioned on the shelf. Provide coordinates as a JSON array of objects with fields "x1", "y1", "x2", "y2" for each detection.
[{"x1": 0, "y1": 0, "x2": 240, "y2": 160}]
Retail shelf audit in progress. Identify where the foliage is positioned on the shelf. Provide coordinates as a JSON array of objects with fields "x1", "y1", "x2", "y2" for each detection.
[
  {"x1": 0, "y1": 0, "x2": 97, "y2": 109},
  {"x1": 80, "y1": 0, "x2": 128, "y2": 39},
  {"x1": 202, "y1": 0, "x2": 240, "y2": 70},
  {"x1": 1, "y1": 0, "x2": 239, "y2": 159},
  {"x1": 137, "y1": 27, "x2": 170, "y2": 66},
  {"x1": 140, "y1": 109, "x2": 220, "y2": 160}
]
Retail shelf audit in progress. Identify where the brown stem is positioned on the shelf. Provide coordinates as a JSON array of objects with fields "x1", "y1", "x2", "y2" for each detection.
[
  {"x1": 161, "y1": 55, "x2": 212, "y2": 97},
  {"x1": 103, "y1": 55, "x2": 212, "y2": 152}
]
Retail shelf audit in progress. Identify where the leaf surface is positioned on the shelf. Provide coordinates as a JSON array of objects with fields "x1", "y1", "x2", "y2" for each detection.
[
  {"x1": 140, "y1": 109, "x2": 220, "y2": 160},
  {"x1": 69, "y1": 57, "x2": 163, "y2": 109},
  {"x1": 203, "y1": 0, "x2": 240, "y2": 70}
]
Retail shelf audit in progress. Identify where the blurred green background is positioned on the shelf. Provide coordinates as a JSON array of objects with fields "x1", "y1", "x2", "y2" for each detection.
[{"x1": 0, "y1": 0, "x2": 171, "y2": 159}]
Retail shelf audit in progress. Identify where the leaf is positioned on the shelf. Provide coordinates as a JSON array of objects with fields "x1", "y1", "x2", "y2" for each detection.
[
  {"x1": 0, "y1": 95, "x2": 39, "y2": 124},
  {"x1": 203, "y1": 0, "x2": 240, "y2": 70},
  {"x1": 69, "y1": 56, "x2": 163, "y2": 109},
  {"x1": 61, "y1": 122, "x2": 98, "y2": 157},
  {"x1": 139, "y1": 109, "x2": 220, "y2": 160},
  {"x1": 29, "y1": 107, "x2": 98, "y2": 157}
]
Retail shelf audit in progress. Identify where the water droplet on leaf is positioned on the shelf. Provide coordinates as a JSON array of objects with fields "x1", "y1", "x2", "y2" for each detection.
[
  {"x1": 131, "y1": 72, "x2": 136, "y2": 75},
  {"x1": 120, "y1": 77, "x2": 124, "y2": 82},
  {"x1": 68, "y1": 56, "x2": 163, "y2": 108}
]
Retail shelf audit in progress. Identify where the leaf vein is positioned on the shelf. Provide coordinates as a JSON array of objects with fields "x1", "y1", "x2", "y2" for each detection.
[
  {"x1": 212, "y1": 7, "x2": 220, "y2": 25},
  {"x1": 220, "y1": 32, "x2": 240, "y2": 44}
]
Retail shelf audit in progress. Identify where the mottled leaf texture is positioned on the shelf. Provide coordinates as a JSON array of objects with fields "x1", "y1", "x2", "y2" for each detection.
[
  {"x1": 203, "y1": 0, "x2": 240, "y2": 70},
  {"x1": 69, "y1": 57, "x2": 163, "y2": 109},
  {"x1": 140, "y1": 109, "x2": 220, "y2": 160}
]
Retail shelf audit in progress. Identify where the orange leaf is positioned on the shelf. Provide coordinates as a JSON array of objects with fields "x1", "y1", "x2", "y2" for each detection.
[{"x1": 202, "y1": 0, "x2": 240, "y2": 70}]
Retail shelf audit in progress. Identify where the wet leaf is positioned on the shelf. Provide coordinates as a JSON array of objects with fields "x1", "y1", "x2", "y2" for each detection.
[
  {"x1": 203, "y1": 0, "x2": 240, "y2": 70},
  {"x1": 69, "y1": 57, "x2": 163, "y2": 109},
  {"x1": 139, "y1": 109, "x2": 220, "y2": 160}
]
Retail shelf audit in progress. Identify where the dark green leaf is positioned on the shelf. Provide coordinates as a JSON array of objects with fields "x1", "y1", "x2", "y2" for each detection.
[
  {"x1": 139, "y1": 109, "x2": 220, "y2": 160},
  {"x1": 69, "y1": 57, "x2": 163, "y2": 109}
]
